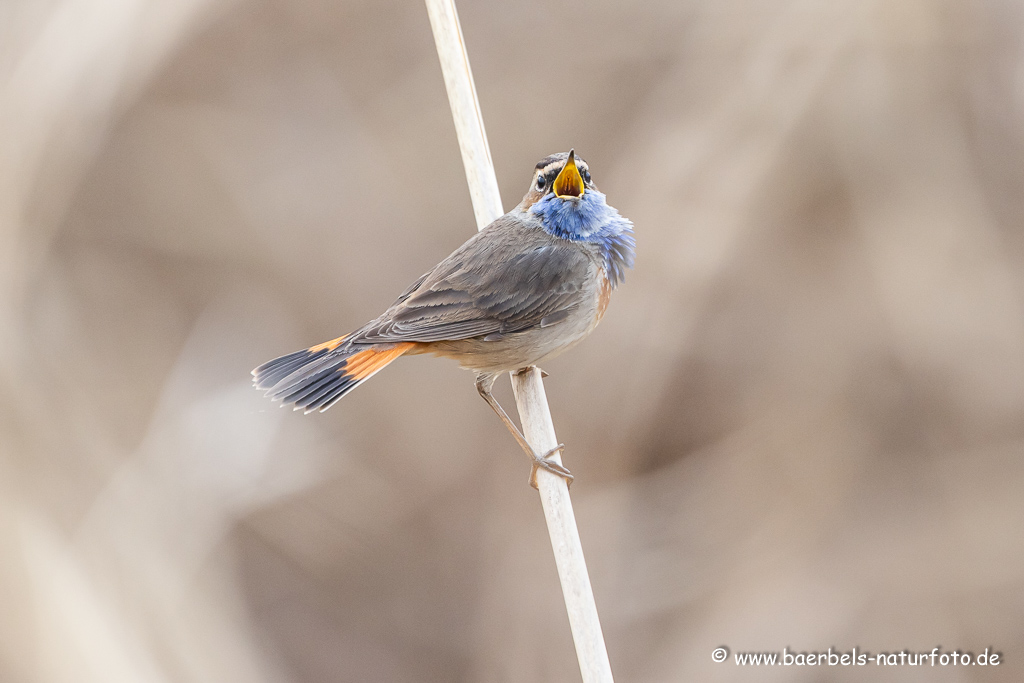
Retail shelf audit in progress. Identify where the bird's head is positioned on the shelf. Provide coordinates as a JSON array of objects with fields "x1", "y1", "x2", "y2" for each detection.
[
  {"x1": 520, "y1": 149, "x2": 594, "y2": 210},
  {"x1": 521, "y1": 149, "x2": 627, "y2": 242}
]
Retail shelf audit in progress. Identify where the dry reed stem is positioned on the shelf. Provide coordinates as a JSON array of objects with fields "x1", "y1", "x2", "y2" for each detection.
[{"x1": 424, "y1": 1, "x2": 614, "y2": 680}]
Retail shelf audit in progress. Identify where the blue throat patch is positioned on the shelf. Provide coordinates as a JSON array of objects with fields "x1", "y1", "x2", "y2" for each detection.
[{"x1": 530, "y1": 189, "x2": 636, "y2": 287}]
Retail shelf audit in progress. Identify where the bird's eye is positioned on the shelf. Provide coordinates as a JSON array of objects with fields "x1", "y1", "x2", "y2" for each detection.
[
  {"x1": 582, "y1": 169, "x2": 592, "y2": 184},
  {"x1": 536, "y1": 175, "x2": 547, "y2": 190}
]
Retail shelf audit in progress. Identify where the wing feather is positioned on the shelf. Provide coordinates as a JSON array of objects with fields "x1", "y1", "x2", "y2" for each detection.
[{"x1": 357, "y1": 218, "x2": 593, "y2": 344}]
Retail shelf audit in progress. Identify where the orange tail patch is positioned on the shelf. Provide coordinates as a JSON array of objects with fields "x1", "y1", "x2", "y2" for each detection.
[
  {"x1": 307, "y1": 335, "x2": 348, "y2": 353},
  {"x1": 341, "y1": 343, "x2": 415, "y2": 381}
]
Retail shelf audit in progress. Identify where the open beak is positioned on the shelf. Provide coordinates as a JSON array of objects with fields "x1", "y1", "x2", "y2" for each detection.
[{"x1": 553, "y1": 149, "x2": 584, "y2": 199}]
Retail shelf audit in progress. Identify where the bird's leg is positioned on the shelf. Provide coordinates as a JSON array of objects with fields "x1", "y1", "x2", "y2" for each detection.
[{"x1": 475, "y1": 373, "x2": 573, "y2": 489}]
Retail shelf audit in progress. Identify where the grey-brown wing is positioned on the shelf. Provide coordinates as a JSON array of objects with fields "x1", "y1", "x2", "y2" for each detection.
[{"x1": 358, "y1": 222, "x2": 593, "y2": 344}]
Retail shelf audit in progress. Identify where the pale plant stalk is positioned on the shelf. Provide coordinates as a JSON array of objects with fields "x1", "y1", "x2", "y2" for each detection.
[{"x1": 424, "y1": 1, "x2": 614, "y2": 681}]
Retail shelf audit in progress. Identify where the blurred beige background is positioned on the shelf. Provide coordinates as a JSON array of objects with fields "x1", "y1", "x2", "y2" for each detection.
[{"x1": 2, "y1": 0, "x2": 1023, "y2": 681}]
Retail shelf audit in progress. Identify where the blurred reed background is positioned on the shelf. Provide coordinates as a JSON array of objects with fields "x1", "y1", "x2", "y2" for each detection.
[{"x1": 2, "y1": 0, "x2": 1023, "y2": 681}]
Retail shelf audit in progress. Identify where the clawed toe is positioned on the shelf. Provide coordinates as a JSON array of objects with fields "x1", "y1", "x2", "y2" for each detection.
[{"x1": 529, "y1": 444, "x2": 574, "y2": 489}]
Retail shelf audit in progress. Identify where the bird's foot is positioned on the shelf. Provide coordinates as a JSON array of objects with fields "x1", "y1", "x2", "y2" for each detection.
[
  {"x1": 529, "y1": 444, "x2": 573, "y2": 490},
  {"x1": 514, "y1": 366, "x2": 549, "y2": 379}
]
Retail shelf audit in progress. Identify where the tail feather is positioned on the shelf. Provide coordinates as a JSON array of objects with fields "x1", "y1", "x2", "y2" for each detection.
[
  {"x1": 253, "y1": 335, "x2": 348, "y2": 389},
  {"x1": 252, "y1": 337, "x2": 413, "y2": 413}
]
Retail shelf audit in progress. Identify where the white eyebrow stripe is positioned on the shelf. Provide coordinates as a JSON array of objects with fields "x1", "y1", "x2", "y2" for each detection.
[{"x1": 541, "y1": 162, "x2": 589, "y2": 177}]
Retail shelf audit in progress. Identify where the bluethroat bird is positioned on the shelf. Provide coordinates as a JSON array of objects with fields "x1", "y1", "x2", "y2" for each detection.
[{"x1": 253, "y1": 151, "x2": 635, "y2": 487}]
